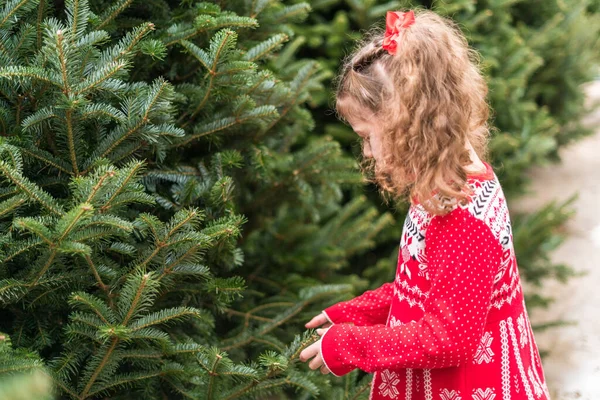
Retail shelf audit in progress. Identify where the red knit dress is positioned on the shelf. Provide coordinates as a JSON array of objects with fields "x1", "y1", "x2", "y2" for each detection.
[{"x1": 320, "y1": 161, "x2": 551, "y2": 400}]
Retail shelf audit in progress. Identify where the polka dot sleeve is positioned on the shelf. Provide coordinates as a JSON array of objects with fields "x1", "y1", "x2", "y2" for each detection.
[
  {"x1": 320, "y1": 207, "x2": 503, "y2": 377},
  {"x1": 321, "y1": 282, "x2": 395, "y2": 326}
]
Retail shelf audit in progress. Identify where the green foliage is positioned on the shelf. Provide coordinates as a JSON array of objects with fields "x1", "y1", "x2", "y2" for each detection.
[{"x1": 0, "y1": 0, "x2": 392, "y2": 398}]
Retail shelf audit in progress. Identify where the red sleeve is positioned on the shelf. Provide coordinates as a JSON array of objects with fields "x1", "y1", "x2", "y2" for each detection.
[
  {"x1": 322, "y1": 282, "x2": 395, "y2": 326},
  {"x1": 320, "y1": 207, "x2": 503, "y2": 377}
]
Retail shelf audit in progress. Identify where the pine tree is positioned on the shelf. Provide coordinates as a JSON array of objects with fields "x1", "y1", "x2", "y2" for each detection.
[{"x1": 0, "y1": 0, "x2": 388, "y2": 398}]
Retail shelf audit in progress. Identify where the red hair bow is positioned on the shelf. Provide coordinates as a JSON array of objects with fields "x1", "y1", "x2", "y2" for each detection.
[{"x1": 382, "y1": 10, "x2": 415, "y2": 55}]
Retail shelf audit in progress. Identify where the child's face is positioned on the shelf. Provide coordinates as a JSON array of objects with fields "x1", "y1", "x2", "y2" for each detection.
[{"x1": 346, "y1": 112, "x2": 384, "y2": 162}]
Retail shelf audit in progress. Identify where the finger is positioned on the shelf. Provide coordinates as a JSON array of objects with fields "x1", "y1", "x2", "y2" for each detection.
[
  {"x1": 299, "y1": 342, "x2": 318, "y2": 362},
  {"x1": 320, "y1": 364, "x2": 330, "y2": 374},
  {"x1": 305, "y1": 313, "x2": 327, "y2": 328},
  {"x1": 309, "y1": 353, "x2": 322, "y2": 370}
]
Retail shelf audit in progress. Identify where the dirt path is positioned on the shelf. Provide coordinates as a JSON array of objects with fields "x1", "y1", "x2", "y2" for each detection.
[{"x1": 511, "y1": 80, "x2": 600, "y2": 399}]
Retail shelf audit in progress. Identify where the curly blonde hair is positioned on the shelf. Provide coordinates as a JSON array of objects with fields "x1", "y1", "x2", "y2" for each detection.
[{"x1": 333, "y1": 8, "x2": 495, "y2": 216}]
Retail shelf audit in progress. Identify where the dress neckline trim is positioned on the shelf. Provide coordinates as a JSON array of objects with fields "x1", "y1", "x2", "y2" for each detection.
[{"x1": 410, "y1": 161, "x2": 495, "y2": 206}]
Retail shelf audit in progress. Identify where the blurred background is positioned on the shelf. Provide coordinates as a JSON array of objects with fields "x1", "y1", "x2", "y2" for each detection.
[
  {"x1": 0, "y1": 0, "x2": 598, "y2": 399},
  {"x1": 513, "y1": 79, "x2": 600, "y2": 399}
]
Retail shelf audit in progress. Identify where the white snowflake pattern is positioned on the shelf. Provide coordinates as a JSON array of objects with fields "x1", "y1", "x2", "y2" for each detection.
[
  {"x1": 473, "y1": 331, "x2": 494, "y2": 364},
  {"x1": 389, "y1": 316, "x2": 404, "y2": 327},
  {"x1": 440, "y1": 388, "x2": 462, "y2": 400},
  {"x1": 528, "y1": 367, "x2": 543, "y2": 398},
  {"x1": 517, "y1": 313, "x2": 528, "y2": 348},
  {"x1": 398, "y1": 261, "x2": 412, "y2": 280},
  {"x1": 378, "y1": 369, "x2": 401, "y2": 398},
  {"x1": 471, "y1": 388, "x2": 496, "y2": 400}
]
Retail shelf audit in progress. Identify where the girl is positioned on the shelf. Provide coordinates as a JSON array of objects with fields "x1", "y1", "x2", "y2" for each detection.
[{"x1": 299, "y1": 8, "x2": 551, "y2": 400}]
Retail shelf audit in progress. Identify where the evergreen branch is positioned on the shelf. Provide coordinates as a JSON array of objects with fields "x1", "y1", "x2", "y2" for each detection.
[
  {"x1": 222, "y1": 289, "x2": 339, "y2": 351},
  {"x1": 27, "y1": 280, "x2": 67, "y2": 307},
  {"x1": 0, "y1": 161, "x2": 64, "y2": 215},
  {"x1": 122, "y1": 272, "x2": 150, "y2": 325},
  {"x1": 164, "y1": 377, "x2": 199, "y2": 399},
  {"x1": 0, "y1": 66, "x2": 61, "y2": 86},
  {"x1": 84, "y1": 254, "x2": 109, "y2": 294},
  {"x1": 0, "y1": 194, "x2": 26, "y2": 218},
  {"x1": 242, "y1": 33, "x2": 288, "y2": 62},
  {"x1": 70, "y1": 291, "x2": 115, "y2": 324},
  {"x1": 51, "y1": 376, "x2": 79, "y2": 400},
  {"x1": 70, "y1": 312, "x2": 106, "y2": 330},
  {"x1": 65, "y1": 109, "x2": 79, "y2": 174},
  {"x1": 164, "y1": 17, "x2": 257, "y2": 47},
  {"x1": 221, "y1": 368, "x2": 281, "y2": 400},
  {"x1": 95, "y1": 0, "x2": 134, "y2": 30},
  {"x1": 1, "y1": 237, "x2": 43, "y2": 263},
  {"x1": 271, "y1": 3, "x2": 311, "y2": 24},
  {"x1": 74, "y1": 60, "x2": 127, "y2": 95},
  {"x1": 0, "y1": 0, "x2": 37, "y2": 29},
  {"x1": 64, "y1": 324, "x2": 102, "y2": 344},
  {"x1": 166, "y1": 209, "x2": 200, "y2": 238},
  {"x1": 21, "y1": 106, "x2": 58, "y2": 131},
  {"x1": 85, "y1": 169, "x2": 114, "y2": 204},
  {"x1": 0, "y1": 142, "x2": 23, "y2": 172},
  {"x1": 109, "y1": 141, "x2": 145, "y2": 165},
  {"x1": 158, "y1": 243, "x2": 206, "y2": 281},
  {"x1": 129, "y1": 307, "x2": 202, "y2": 331},
  {"x1": 99, "y1": 161, "x2": 143, "y2": 213},
  {"x1": 66, "y1": 0, "x2": 85, "y2": 44},
  {"x1": 179, "y1": 40, "x2": 211, "y2": 71},
  {"x1": 224, "y1": 302, "x2": 295, "y2": 323},
  {"x1": 86, "y1": 368, "x2": 169, "y2": 398},
  {"x1": 95, "y1": 80, "x2": 170, "y2": 162},
  {"x1": 127, "y1": 327, "x2": 169, "y2": 343},
  {"x1": 265, "y1": 61, "x2": 319, "y2": 132},
  {"x1": 56, "y1": 30, "x2": 71, "y2": 94},
  {"x1": 120, "y1": 349, "x2": 162, "y2": 360},
  {"x1": 19, "y1": 146, "x2": 73, "y2": 175},
  {"x1": 137, "y1": 243, "x2": 163, "y2": 270},
  {"x1": 223, "y1": 308, "x2": 272, "y2": 323},
  {"x1": 14, "y1": 23, "x2": 37, "y2": 54},
  {"x1": 169, "y1": 342, "x2": 205, "y2": 355},
  {"x1": 51, "y1": 351, "x2": 81, "y2": 382},
  {"x1": 0, "y1": 279, "x2": 28, "y2": 304},
  {"x1": 79, "y1": 337, "x2": 119, "y2": 399},
  {"x1": 36, "y1": 0, "x2": 45, "y2": 48},
  {"x1": 86, "y1": 215, "x2": 133, "y2": 232},
  {"x1": 136, "y1": 213, "x2": 161, "y2": 242},
  {"x1": 175, "y1": 106, "x2": 277, "y2": 147},
  {"x1": 79, "y1": 103, "x2": 126, "y2": 122},
  {"x1": 100, "y1": 22, "x2": 154, "y2": 66},
  {"x1": 181, "y1": 30, "x2": 236, "y2": 126},
  {"x1": 29, "y1": 248, "x2": 57, "y2": 287},
  {"x1": 73, "y1": 227, "x2": 121, "y2": 242},
  {"x1": 206, "y1": 348, "x2": 223, "y2": 400},
  {"x1": 13, "y1": 217, "x2": 54, "y2": 244},
  {"x1": 0, "y1": 358, "x2": 45, "y2": 374},
  {"x1": 56, "y1": 203, "x2": 92, "y2": 242}
]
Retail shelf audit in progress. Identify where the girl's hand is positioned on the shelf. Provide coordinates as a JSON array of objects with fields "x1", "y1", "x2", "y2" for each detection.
[
  {"x1": 299, "y1": 328, "x2": 331, "y2": 374},
  {"x1": 305, "y1": 312, "x2": 332, "y2": 329}
]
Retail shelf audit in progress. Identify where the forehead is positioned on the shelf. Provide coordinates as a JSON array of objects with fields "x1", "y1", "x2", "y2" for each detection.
[{"x1": 337, "y1": 97, "x2": 376, "y2": 126}]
